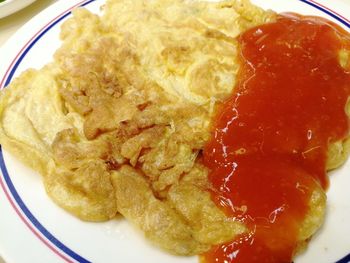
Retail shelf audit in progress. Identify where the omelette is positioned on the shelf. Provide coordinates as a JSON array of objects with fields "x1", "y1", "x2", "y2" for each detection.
[{"x1": 0, "y1": 0, "x2": 349, "y2": 261}]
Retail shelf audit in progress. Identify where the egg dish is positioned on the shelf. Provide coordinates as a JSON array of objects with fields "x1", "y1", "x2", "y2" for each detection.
[{"x1": 0, "y1": 0, "x2": 349, "y2": 262}]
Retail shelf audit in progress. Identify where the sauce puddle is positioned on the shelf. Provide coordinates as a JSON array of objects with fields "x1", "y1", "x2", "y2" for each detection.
[{"x1": 202, "y1": 14, "x2": 350, "y2": 263}]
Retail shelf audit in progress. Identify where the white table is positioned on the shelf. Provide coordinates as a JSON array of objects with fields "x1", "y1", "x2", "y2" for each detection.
[{"x1": 0, "y1": 1, "x2": 58, "y2": 262}]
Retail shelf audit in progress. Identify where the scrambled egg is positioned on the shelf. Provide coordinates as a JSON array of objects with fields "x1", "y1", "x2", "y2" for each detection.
[{"x1": 0, "y1": 0, "x2": 348, "y2": 258}]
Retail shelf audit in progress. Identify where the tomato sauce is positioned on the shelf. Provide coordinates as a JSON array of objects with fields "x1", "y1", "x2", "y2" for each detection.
[{"x1": 202, "y1": 14, "x2": 350, "y2": 263}]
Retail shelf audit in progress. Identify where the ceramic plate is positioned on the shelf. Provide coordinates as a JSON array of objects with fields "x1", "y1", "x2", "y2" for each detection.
[
  {"x1": 0, "y1": 0, "x2": 349, "y2": 262},
  {"x1": 0, "y1": 0, "x2": 37, "y2": 19}
]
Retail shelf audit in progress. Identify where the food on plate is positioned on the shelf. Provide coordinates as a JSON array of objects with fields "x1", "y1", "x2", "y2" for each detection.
[
  {"x1": 0, "y1": 0, "x2": 349, "y2": 262},
  {"x1": 202, "y1": 13, "x2": 350, "y2": 262}
]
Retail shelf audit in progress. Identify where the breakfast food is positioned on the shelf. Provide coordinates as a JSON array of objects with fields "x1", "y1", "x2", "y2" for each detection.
[
  {"x1": 0, "y1": 0, "x2": 349, "y2": 262},
  {"x1": 203, "y1": 14, "x2": 350, "y2": 262}
]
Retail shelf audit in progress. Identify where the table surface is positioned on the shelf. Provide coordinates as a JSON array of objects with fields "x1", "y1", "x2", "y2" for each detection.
[
  {"x1": 0, "y1": 1, "x2": 58, "y2": 262},
  {"x1": 0, "y1": 0, "x2": 57, "y2": 47}
]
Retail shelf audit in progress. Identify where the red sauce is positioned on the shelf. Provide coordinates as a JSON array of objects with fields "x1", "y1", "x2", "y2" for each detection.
[{"x1": 202, "y1": 14, "x2": 350, "y2": 263}]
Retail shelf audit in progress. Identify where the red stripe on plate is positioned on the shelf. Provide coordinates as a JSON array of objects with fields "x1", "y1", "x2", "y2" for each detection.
[
  {"x1": 0, "y1": 0, "x2": 88, "y2": 89},
  {"x1": 0, "y1": 1, "x2": 92, "y2": 262},
  {"x1": 308, "y1": 0, "x2": 350, "y2": 23},
  {"x1": 0, "y1": 175, "x2": 74, "y2": 263}
]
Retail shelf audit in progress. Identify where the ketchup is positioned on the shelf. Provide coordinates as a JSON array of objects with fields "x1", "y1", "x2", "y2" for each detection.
[{"x1": 202, "y1": 14, "x2": 350, "y2": 263}]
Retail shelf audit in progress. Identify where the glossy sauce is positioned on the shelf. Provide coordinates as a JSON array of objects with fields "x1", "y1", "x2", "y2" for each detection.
[{"x1": 203, "y1": 14, "x2": 350, "y2": 263}]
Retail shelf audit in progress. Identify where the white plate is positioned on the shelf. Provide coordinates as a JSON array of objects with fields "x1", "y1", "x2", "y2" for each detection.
[
  {"x1": 0, "y1": 0, "x2": 37, "y2": 19},
  {"x1": 0, "y1": 0, "x2": 350, "y2": 262}
]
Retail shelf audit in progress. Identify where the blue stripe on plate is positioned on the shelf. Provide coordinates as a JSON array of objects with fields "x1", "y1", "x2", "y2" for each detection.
[
  {"x1": 299, "y1": 0, "x2": 350, "y2": 28},
  {"x1": 0, "y1": 0, "x2": 349, "y2": 262},
  {"x1": 0, "y1": 1, "x2": 95, "y2": 262},
  {"x1": 337, "y1": 254, "x2": 350, "y2": 263},
  {"x1": 296, "y1": 2, "x2": 350, "y2": 261},
  {"x1": 0, "y1": 147, "x2": 90, "y2": 263}
]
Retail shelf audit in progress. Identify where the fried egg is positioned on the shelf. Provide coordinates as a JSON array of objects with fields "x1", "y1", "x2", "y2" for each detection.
[{"x1": 0, "y1": 0, "x2": 348, "y2": 259}]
